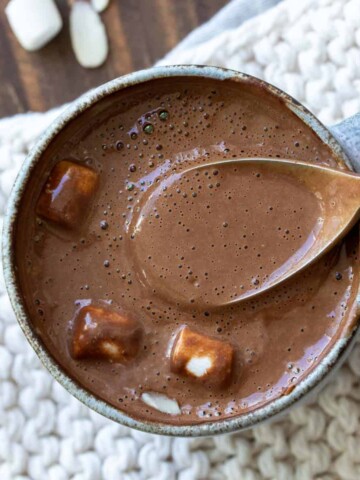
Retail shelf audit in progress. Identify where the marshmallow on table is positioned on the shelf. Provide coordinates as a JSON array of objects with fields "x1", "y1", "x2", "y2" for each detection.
[
  {"x1": 91, "y1": 0, "x2": 110, "y2": 13},
  {"x1": 37, "y1": 160, "x2": 99, "y2": 229},
  {"x1": 5, "y1": 0, "x2": 63, "y2": 51},
  {"x1": 71, "y1": 305, "x2": 143, "y2": 362},
  {"x1": 171, "y1": 326, "x2": 234, "y2": 387},
  {"x1": 70, "y1": 1, "x2": 109, "y2": 68}
]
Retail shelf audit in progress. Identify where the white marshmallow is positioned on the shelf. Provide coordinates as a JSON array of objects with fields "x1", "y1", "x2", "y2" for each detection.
[
  {"x1": 70, "y1": 1, "x2": 108, "y2": 69},
  {"x1": 141, "y1": 392, "x2": 181, "y2": 415},
  {"x1": 91, "y1": 0, "x2": 110, "y2": 13},
  {"x1": 186, "y1": 356, "x2": 212, "y2": 378},
  {"x1": 5, "y1": 0, "x2": 62, "y2": 52}
]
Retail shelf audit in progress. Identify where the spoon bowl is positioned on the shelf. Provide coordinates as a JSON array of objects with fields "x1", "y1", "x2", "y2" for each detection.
[
  {"x1": 131, "y1": 157, "x2": 360, "y2": 308},
  {"x1": 183, "y1": 158, "x2": 360, "y2": 305}
]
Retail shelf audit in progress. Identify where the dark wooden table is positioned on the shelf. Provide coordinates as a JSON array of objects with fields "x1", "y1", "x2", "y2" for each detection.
[{"x1": 0, "y1": 0, "x2": 227, "y2": 117}]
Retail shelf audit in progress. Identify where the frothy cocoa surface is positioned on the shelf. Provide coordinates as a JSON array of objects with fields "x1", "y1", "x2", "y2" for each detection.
[{"x1": 15, "y1": 77, "x2": 359, "y2": 425}]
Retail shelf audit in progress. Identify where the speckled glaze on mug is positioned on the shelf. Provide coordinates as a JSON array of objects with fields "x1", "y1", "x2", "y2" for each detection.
[{"x1": 3, "y1": 66, "x2": 360, "y2": 437}]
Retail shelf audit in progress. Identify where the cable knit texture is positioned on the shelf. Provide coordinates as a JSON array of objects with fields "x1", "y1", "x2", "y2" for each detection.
[{"x1": 1, "y1": 0, "x2": 360, "y2": 478}]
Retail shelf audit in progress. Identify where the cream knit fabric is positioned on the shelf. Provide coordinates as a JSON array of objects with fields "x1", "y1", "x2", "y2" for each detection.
[{"x1": 1, "y1": 0, "x2": 360, "y2": 479}]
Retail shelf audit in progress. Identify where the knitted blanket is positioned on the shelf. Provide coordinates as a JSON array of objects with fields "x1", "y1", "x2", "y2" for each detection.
[{"x1": 1, "y1": 0, "x2": 360, "y2": 478}]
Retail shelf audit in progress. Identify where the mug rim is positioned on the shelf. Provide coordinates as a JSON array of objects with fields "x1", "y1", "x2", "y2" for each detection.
[{"x1": 2, "y1": 65, "x2": 360, "y2": 437}]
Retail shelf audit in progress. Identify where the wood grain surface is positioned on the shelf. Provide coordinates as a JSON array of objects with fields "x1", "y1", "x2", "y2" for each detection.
[{"x1": 0, "y1": 0, "x2": 227, "y2": 117}]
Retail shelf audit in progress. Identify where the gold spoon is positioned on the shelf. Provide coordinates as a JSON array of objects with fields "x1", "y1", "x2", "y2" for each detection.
[{"x1": 183, "y1": 157, "x2": 360, "y2": 305}]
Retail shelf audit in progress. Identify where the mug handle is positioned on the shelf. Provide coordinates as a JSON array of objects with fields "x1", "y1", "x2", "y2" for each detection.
[{"x1": 331, "y1": 113, "x2": 360, "y2": 173}]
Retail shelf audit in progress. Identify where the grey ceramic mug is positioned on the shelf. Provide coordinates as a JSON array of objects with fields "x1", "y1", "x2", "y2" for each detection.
[{"x1": 3, "y1": 65, "x2": 360, "y2": 437}]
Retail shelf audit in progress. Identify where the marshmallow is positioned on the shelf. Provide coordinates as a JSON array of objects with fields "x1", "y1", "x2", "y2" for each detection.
[
  {"x1": 5, "y1": 0, "x2": 62, "y2": 52},
  {"x1": 37, "y1": 160, "x2": 99, "y2": 229},
  {"x1": 171, "y1": 326, "x2": 234, "y2": 387},
  {"x1": 91, "y1": 0, "x2": 110, "y2": 13},
  {"x1": 71, "y1": 305, "x2": 143, "y2": 362},
  {"x1": 70, "y1": 1, "x2": 108, "y2": 68},
  {"x1": 141, "y1": 392, "x2": 181, "y2": 415}
]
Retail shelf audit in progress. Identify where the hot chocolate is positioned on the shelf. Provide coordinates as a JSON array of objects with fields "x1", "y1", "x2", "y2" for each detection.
[{"x1": 14, "y1": 77, "x2": 359, "y2": 425}]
